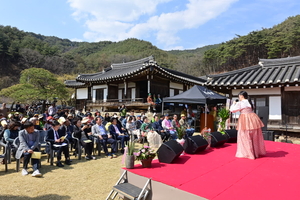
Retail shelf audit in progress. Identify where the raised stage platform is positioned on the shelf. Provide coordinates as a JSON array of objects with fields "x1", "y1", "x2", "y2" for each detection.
[{"x1": 125, "y1": 141, "x2": 300, "y2": 200}]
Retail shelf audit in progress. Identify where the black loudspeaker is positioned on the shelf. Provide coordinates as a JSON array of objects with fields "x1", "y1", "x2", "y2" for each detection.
[
  {"x1": 225, "y1": 129, "x2": 237, "y2": 143},
  {"x1": 184, "y1": 135, "x2": 208, "y2": 154},
  {"x1": 157, "y1": 140, "x2": 184, "y2": 163},
  {"x1": 210, "y1": 132, "x2": 229, "y2": 147}
]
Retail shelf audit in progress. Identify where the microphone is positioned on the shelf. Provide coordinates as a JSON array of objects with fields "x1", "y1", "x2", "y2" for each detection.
[{"x1": 235, "y1": 99, "x2": 239, "y2": 102}]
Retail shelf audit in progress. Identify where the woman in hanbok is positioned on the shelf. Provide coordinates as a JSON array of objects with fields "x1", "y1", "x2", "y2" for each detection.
[{"x1": 230, "y1": 91, "x2": 266, "y2": 159}]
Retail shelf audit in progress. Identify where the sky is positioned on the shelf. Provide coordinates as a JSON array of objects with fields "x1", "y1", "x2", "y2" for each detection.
[{"x1": 0, "y1": 0, "x2": 300, "y2": 50}]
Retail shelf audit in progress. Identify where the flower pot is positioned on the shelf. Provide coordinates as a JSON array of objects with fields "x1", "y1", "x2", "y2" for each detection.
[
  {"x1": 125, "y1": 155, "x2": 135, "y2": 169},
  {"x1": 176, "y1": 138, "x2": 185, "y2": 147},
  {"x1": 141, "y1": 158, "x2": 153, "y2": 168}
]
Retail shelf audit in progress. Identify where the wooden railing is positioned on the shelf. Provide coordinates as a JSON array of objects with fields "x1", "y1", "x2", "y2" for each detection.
[{"x1": 86, "y1": 98, "x2": 149, "y2": 107}]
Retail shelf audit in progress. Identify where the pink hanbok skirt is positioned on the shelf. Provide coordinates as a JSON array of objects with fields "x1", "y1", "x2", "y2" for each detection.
[{"x1": 236, "y1": 113, "x2": 266, "y2": 159}]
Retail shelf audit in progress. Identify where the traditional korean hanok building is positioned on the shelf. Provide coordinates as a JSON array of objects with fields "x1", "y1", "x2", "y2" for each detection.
[
  {"x1": 205, "y1": 55, "x2": 300, "y2": 132},
  {"x1": 65, "y1": 56, "x2": 205, "y2": 111}
]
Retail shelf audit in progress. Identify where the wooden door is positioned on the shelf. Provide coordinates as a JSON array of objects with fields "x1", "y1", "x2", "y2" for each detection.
[{"x1": 282, "y1": 91, "x2": 300, "y2": 125}]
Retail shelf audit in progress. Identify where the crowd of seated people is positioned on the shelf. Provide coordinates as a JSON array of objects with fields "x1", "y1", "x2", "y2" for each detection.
[{"x1": 0, "y1": 102, "x2": 196, "y2": 177}]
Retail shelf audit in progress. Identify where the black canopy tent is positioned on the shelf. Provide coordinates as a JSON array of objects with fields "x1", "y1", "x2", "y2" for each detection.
[{"x1": 162, "y1": 85, "x2": 227, "y2": 127}]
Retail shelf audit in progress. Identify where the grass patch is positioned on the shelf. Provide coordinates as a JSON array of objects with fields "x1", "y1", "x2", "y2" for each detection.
[{"x1": 0, "y1": 143, "x2": 146, "y2": 200}]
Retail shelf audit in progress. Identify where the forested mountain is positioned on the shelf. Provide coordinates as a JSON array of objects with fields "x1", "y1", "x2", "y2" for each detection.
[
  {"x1": 1, "y1": 14, "x2": 300, "y2": 90},
  {"x1": 203, "y1": 15, "x2": 300, "y2": 74},
  {"x1": 0, "y1": 25, "x2": 212, "y2": 90}
]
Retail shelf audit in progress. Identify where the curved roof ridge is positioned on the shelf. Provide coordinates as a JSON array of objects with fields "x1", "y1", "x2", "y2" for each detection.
[
  {"x1": 259, "y1": 56, "x2": 300, "y2": 67},
  {"x1": 77, "y1": 71, "x2": 104, "y2": 77},
  {"x1": 160, "y1": 66, "x2": 205, "y2": 82},
  {"x1": 112, "y1": 55, "x2": 155, "y2": 69},
  {"x1": 208, "y1": 65, "x2": 260, "y2": 78}
]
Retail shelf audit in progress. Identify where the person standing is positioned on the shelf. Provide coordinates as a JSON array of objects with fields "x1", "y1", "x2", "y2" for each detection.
[
  {"x1": 0, "y1": 103, "x2": 9, "y2": 118},
  {"x1": 48, "y1": 103, "x2": 57, "y2": 116},
  {"x1": 119, "y1": 104, "x2": 127, "y2": 121},
  {"x1": 230, "y1": 91, "x2": 266, "y2": 160}
]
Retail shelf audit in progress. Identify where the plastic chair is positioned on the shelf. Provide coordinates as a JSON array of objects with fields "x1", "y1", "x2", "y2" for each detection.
[
  {"x1": 0, "y1": 141, "x2": 8, "y2": 172},
  {"x1": 72, "y1": 132, "x2": 84, "y2": 160}
]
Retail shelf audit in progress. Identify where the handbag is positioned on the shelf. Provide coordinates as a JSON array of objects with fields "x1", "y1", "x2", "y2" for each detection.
[{"x1": 31, "y1": 151, "x2": 42, "y2": 159}]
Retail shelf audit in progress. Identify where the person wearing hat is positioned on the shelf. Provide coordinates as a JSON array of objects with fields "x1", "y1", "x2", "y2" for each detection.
[
  {"x1": 38, "y1": 114, "x2": 45, "y2": 129},
  {"x1": 58, "y1": 117, "x2": 73, "y2": 149},
  {"x1": 147, "y1": 93, "x2": 156, "y2": 111},
  {"x1": 29, "y1": 117, "x2": 43, "y2": 131},
  {"x1": 46, "y1": 120, "x2": 71, "y2": 167},
  {"x1": 43, "y1": 116, "x2": 54, "y2": 131},
  {"x1": 14, "y1": 112, "x2": 20, "y2": 121},
  {"x1": 73, "y1": 117, "x2": 95, "y2": 160},
  {"x1": 7, "y1": 113, "x2": 14, "y2": 123},
  {"x1": 179, "y1": 114, "x2": 195, "y2": 138},
  {"x1": 162, "y1": 114, "x2": 177, "y2": 139}
]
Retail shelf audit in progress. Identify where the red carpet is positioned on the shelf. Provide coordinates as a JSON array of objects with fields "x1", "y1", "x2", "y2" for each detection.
[{"x1": 126, "y1": 141, "x2": 300, "y2": 200}]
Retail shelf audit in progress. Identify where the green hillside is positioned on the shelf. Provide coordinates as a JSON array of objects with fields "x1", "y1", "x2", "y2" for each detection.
[
  {"x1": 1, "y1": 14, "x2": 300, "y2": 90},
  {"x1": 203, "y1": 15, "x2": 300, "y2": 73}
]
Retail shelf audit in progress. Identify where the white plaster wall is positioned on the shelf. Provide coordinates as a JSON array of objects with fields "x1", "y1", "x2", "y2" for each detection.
[
  {"x1": 269, "y1": 96, "x2": 282, "y2": 120},
  {"x1": 76, "y1": 88, "x2": 88, "y2": 99},
  {"x1": 170, "y1": 89, "x2": 174, "y2": 97},
  {"x1": 131, "y1": 88, "x2": 136, "y2": 101},
  {"x1": 103, "y1": 88, "x2": 107, "y2": 102},
  {"x1": 92, "y1": 90, "x2": 96, "y2": 102},
  {"x1": 118, "y1": 89, "x2": 122, "y2": 102}
]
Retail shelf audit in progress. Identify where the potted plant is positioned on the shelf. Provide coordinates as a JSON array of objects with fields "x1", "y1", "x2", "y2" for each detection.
[
  {"x1": 134, "y1": 145, "x2": 156, "y2": 168},
  {"x1": 176, "y1": 126, "x2": 186, "y2": 146},
  {"x1": 125, "y1": 140, "x2": 135, "y2": 169},
  {"x1": 217, "y1": 108, "x2": 230, "y2": 135}
]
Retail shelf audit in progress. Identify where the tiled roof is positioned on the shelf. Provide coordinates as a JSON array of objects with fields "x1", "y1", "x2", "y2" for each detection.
[
  {"x1": 74, "y1": 56, "x2": 205, "y2": 85},
  {"x1": 206, "y1": 56, "x2": 300, "y2": 87},
  {"x1": 64, "y1": 80, "x2": 86, "y2": 88}
]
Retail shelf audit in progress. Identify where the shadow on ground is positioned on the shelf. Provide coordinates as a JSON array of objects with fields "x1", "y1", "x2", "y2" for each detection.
[{"x1": 0, "y1": 194, "x2": 70, "y2": 200}]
